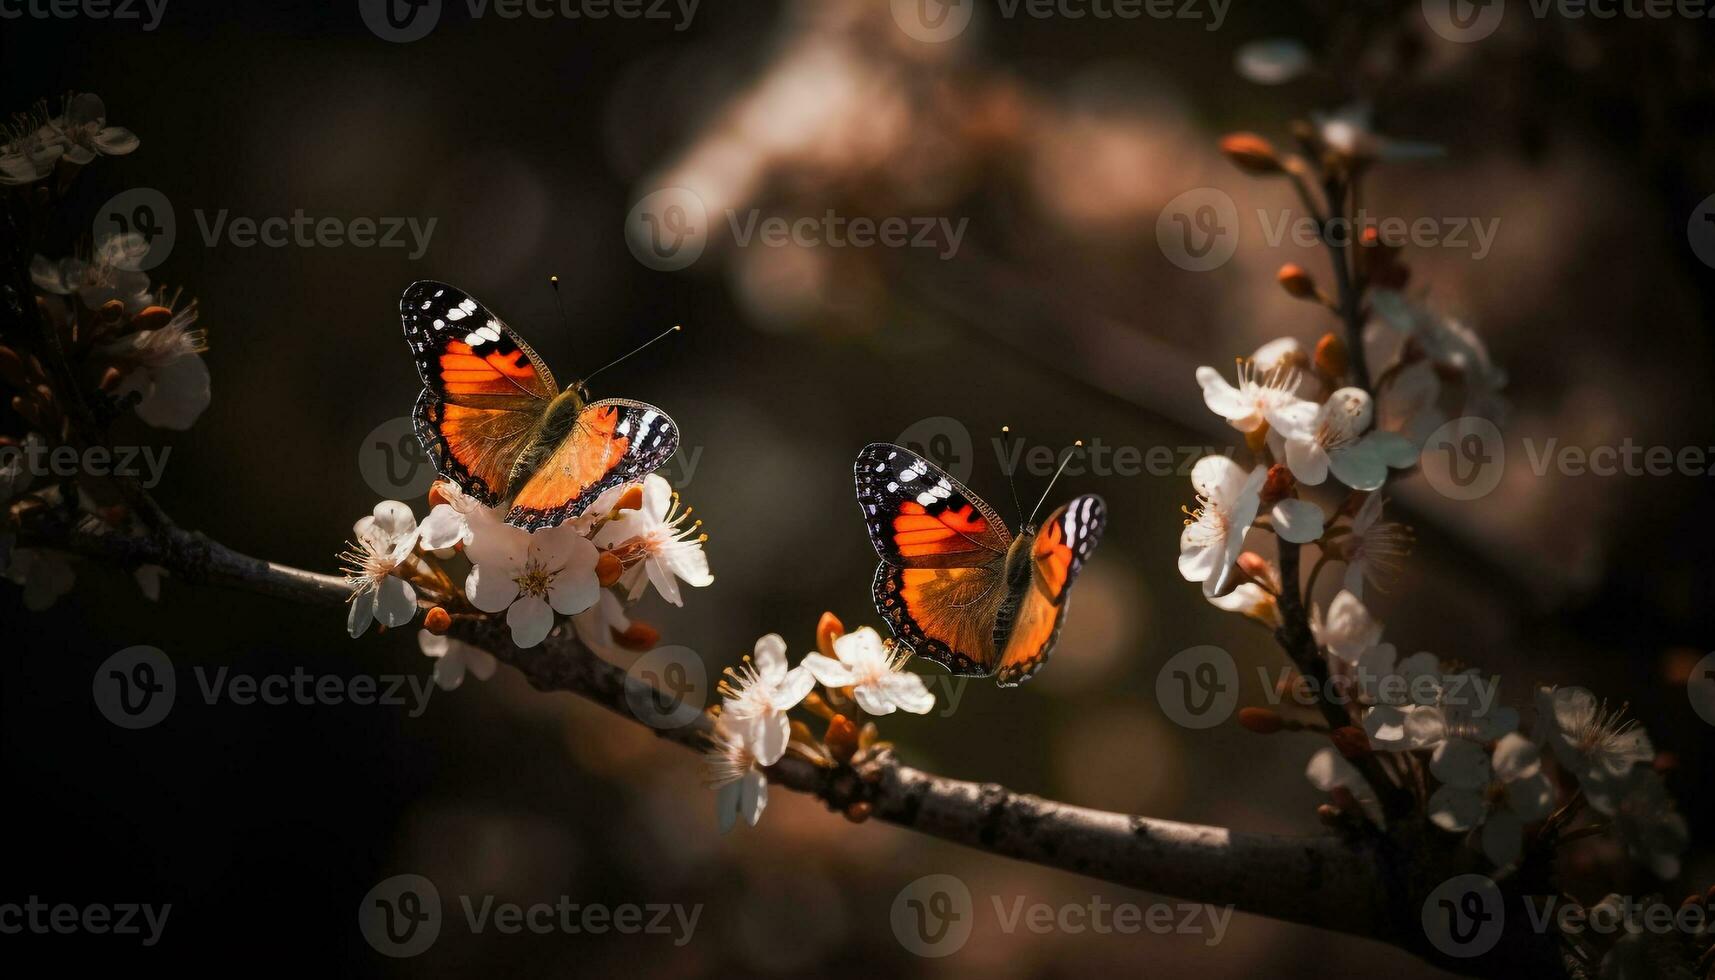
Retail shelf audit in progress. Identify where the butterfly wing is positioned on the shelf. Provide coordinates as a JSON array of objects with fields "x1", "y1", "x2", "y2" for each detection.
[
  {"x1": 506, "y1": 398, "x2": 680, "y2": 531},
  {"x1": 993, "y1": 494, "x2": 1106, "y2": 686},
  {"x1": 854, "y1": 443, "x2": 1012, "y2": 567},
  {"x1": 402, "y1": 281, "x2": 554, "y2": 505},
  {"x1": 856, "y1": 443, "x2": 1013, "y2": 676}
]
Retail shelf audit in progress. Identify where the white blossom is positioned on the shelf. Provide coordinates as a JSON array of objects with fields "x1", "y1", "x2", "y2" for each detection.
[
  {"x1": 593, "y1": 475, "x2": 711, "y2": 607},
  {"x1": 705, "y1": 720, "x2": 767, "y2": 833},
  {"x1": 1274, "y1": 387, "x2": 1418, "y2": 491},
  {"x1": 1178, "y1": 456, "x2": 1266, "y2": 598},
  {"x1": 1425, "y1": 733, "x2": 1555, "y2": 867},
  {"x1": 465, "y1": 520, "x2": 600, "y2": 649},
  {"x1": 719, "y1": 633, "x2": 815, "y2": 766},
  {"x1": 418, "y1": 629, "x2": 497, "y2": 691},
  {"x1": 49, "y1": 93, "x2": 138, "y2": 165},
  {"x1": 341, "y1": 500, "x2": 420, "y2": 638},
  {"x1": 802, "y1": 626, "x2": 934, "y2": 716}
]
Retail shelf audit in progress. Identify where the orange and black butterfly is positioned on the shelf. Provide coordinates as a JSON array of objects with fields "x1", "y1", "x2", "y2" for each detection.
[
  {"x1": 856, "y1": 443, "x2": 1105, "y2": 687},
  {"x1": 402, "y1": 280, "x2": 679, "y2": 531}
]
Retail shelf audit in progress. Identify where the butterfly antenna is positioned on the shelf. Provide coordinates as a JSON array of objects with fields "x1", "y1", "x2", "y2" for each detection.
[
  {"x1": 1028, "y1": 440, "x2": 1083, "y2": 525},
  {"x1": 549, "y1": 276, "x2": 571, "y2": 356},
  {"x1": 581, "y1": 324, "x2": 682, "y2": 387},
  {"x1": 1000, "y1": 425, "x2": 1025, "y2": 526}
]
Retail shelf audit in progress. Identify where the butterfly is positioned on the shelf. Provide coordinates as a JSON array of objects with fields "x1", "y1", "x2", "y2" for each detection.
[
  {"x1": 855, "y1": 442, "x2": 1106, "y2": 687},
  {"x1": 401, "y1": 280, "x2": 679, "y2": 532}
]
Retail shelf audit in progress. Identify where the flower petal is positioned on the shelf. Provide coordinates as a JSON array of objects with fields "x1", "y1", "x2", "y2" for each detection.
[
  {"x1": 506, "y1": 595, "x2": 554, "y2": 648},
  {"x1": 466, "y1": 563, "x2": 520, "y2": 613},
  {"x1": 1431, "y1": 738, "x2": 1491, "y2": 789},
  {"x1": 800, "y1": 653, "x2": 855, "y2": 688},
  {"x1": 1271, "y1": 498, "x2": 1325, "y2": 544}
]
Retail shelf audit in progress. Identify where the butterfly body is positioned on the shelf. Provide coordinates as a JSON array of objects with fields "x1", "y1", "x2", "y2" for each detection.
[
  {"x1": 856, "y1": 443, "x2": 1105, "y2": 687},
  {"x1": 402, "y1": 281, "x2": 679, "y2": 531}
]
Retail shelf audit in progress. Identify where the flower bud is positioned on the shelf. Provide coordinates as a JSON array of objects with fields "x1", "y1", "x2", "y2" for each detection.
[
  {"x1": 1220, "y1": 133, "x2": 1284, "y2": 175},
  {"x1": 1236, "y1": 551, "x2": 1276, "y2": 588},
  {"x1": 1330, "y1": 726, "x2": 1372, "y2": 758},
  {"x1": 1260, "y1": 464, "x2": 1295, "y2": 508},
  {"x1": 130, "y1": 305, "x2": 174, "y2": 332},
  {"x1": 424, "y1": 606, "x2": 452, "y2": 635},
  {"x1": 843, "y1": 801, "x2": 872, "y2": 824},
  {"x1": 98, "y1": 366, "x2": 125, "y2": 392},
  {"x1": 1316, "y1": 803, "x2": 1343, "y2": 827},
  {"x1": 427, "y1": 482, "x2": 450, "y2": 508},
  {"x1": 1238, "y1": 707, "x2": 1284, "y2": 734},
  {"x1": 614, "y1": 620, "x2": 659, "y2": 651},
  {"x1": 826, "y1": 714, "x2": 860, "y2": 764},
  {"x1": 595, "y1": 551, "x2": 623, "y2": 587},
  {"x1": 816, "y1": 611, "x2": 845, "y2": 657},
  {"x1": 615, "y1": 485, "x2": 645, "y2": 512},
  {"x1": 1314, "y1": 332, "x2": 1348, "y2": 379},
  {"x1": 1276, "y1": 263, "x2": 1317, "y2": 300}
]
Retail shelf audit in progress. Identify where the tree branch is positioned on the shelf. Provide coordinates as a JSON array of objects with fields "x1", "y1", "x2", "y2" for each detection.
[{"x1": 30, "y1": 513, "x2": 1402, "y2": 944}]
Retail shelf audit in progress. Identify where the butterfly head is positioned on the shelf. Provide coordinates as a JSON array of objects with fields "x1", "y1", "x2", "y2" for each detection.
[{"x1": 568, "y1": 379, "x2": 592, "y2": 405}]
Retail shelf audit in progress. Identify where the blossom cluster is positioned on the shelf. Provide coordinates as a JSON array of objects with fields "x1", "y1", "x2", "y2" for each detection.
[
  {"x1": 341, "y1": 473, "x2": 713, "y2": 689},
  {"x1": 703, "y1": 614, "x2": 934, "y2": 832},
  {"x1": 1181, "y1": 109, "x2": 1687, "y2": 887},
  {"x1": 2, "y1": 94, "x2": 198, "y2": 611}
]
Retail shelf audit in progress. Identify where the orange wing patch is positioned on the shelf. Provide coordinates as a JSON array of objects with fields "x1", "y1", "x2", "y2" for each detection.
[
  {"x1": 874, "y1": 563, "x2": 1005, "y2": 676},
  {"x1": 1032, "y1": 515, "x2": 1072, "y2": 601},
  {"x1": 437, "y1": 340, "x2": 544, "y2": 396},
  {"x1": 510, "y1": 405, "x2": 629, "y2": 513},
  {"x1": 413, "y1": 390, "x2": 539, "y2": 507},
  {"x1": 504, "y1": 400, "x2": 679, "y2": 532},
  {"x1": 891, "y1": 500, "x2": 995, "y2": 559},
  {"x1": 995, "y1": 588, "x2": 1064, "y2": 687}
]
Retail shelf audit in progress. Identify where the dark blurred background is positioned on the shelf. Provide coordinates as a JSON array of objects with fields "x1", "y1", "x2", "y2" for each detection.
[{"x1": 4, "y1": 0, "x2": 1713, "y2": 975}]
